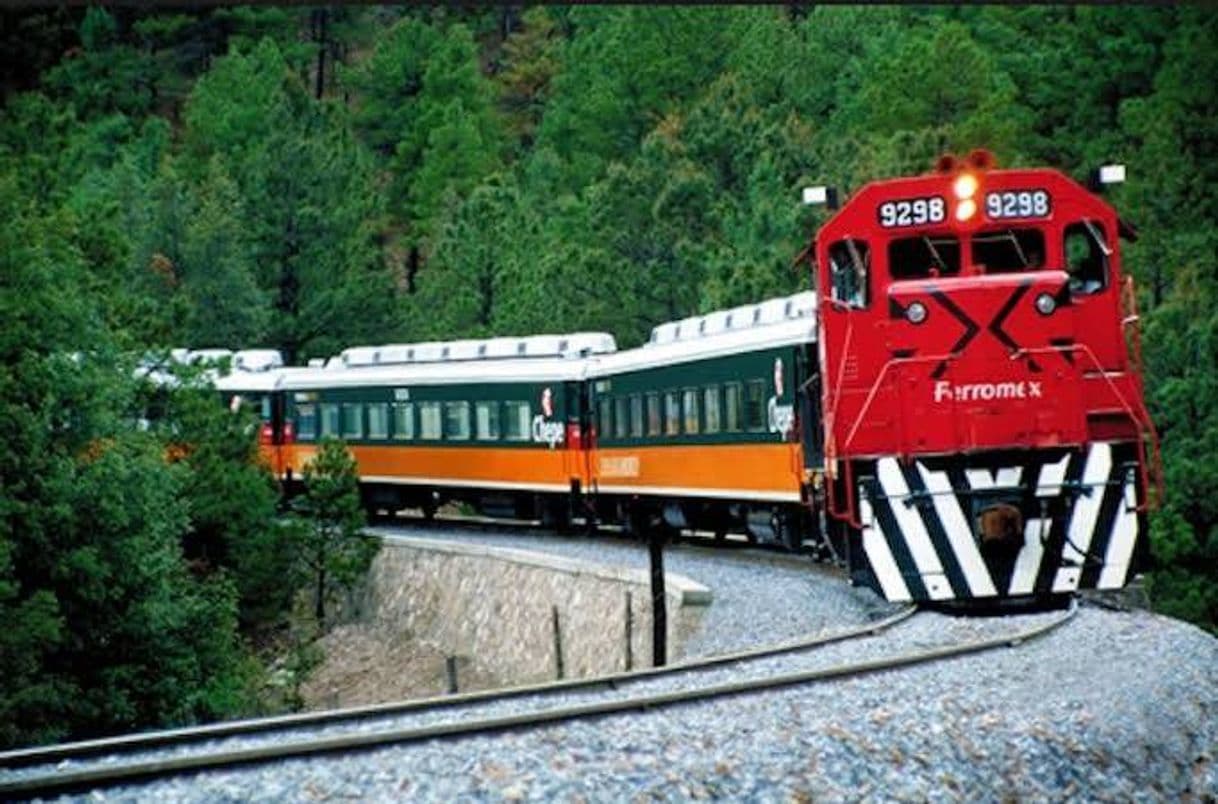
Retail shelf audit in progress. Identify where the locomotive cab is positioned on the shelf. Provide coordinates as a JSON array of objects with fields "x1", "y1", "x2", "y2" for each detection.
[{"x1": 807, "y1": 152, "x2": 1157, "y2": 603}]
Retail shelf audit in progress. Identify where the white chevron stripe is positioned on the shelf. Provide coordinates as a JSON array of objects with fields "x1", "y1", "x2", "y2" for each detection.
[
  {"x1": 1053, "y1": 443, "x2": 1111, "y2": 592},
  {"x1": 1009, "y1": 517, "x2": 1048, "y2": 595},
  {"x1": 1035, "y1": 454, "x2": 1070, "y2": 496},
  {"x1": 965, "y1": 467, "x2": 1021, "y2": 490},
  {"x1": 1098, "y1": 475, "x2": 1139, "y2": 589},
  {"x1": 917, "y1": 464, "x2": 997, "y2": 597},
  {"x1": 1009, "y1": 455, "x2": 1069, "y2": 595},
  {"x1": 859, "y1": 497, "x2": 911, "y2": 602},
  {"x1": 876, "y1": 459, "x2": 952, "y2": 600}
]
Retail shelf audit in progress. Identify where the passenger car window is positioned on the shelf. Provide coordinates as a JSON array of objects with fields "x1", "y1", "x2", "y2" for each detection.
[
  {"x1": 503, "y1": 401, "x2": 530, "y2": 441},
  {"x1": 646, "y1": 393, "x2": 661, "y2": 437},
  {"x1": 475, "y1": 401, "x2": 499, "y2": 440},
  {"x1": 320, "y1": 403, "x2": 340, "y2": 438},
  {"x1": 444, "y1": 401, "x2": 471, "y2": 440},
  {"x1": 368, "y1": 403, "x2": 389, "y2": 439},
  {"x1": 342, "y1": 403, "x2": 363, "y2": 439},
  {"x1": 828, "y1": 239, "x2": 870, "y2": 308},
  {"x1": 614, "y1": 397, "x2": 629, "y2": 439},
  {"x1": 630, "y1": 395, "x2": 644, "y2": 438},
  {"x1": 744, "y1": 381, "x2": 766, "y2": 432},
  {"x1": 1064, "y1": 221, "x2": 1109, "y2": 295},
  {"x1": 392, "y1": 402, "x2": 414, "y2": 440},
  {"x1": 703, "y1": 386, "x2": 721, "y2": 434},
  {"x1": 296, "y1": 403, "x2": 317, "y2": 441},
  {"x1": 598, "y1": 398, "x2": 612, "y2": 440},
  {"x1": 724, "y1": 383, "x2": 743, "y2": 432},
  {"x1": 419, "y1": 402, "x2": 442, "y2": 440},
  {"x1": 664, "y1": 392, "x2": 681, "y2": 435},
  {"x1": 683, "y1": 388, "x2": 700, "y2": 435}
]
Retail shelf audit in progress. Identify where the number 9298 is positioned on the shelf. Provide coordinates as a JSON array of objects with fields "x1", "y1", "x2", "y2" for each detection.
[
  {"x1": 877, "y1": 196, "x2": 946, "y2": 228},
  {"x1": 985, "y1": 189, "x2": 1051, "y2": 220}
]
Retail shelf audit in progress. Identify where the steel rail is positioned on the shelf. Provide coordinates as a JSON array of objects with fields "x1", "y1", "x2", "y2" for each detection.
[
  {"x1": 0, "y1": 606, "x2": 915, "y2": 771},
  {"x1": 0, "y1": 602, "x2": 1075, "y2": 800}
]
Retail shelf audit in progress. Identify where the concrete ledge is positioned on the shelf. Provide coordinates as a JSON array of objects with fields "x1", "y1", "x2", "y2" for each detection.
[
  {"x1": 355, "y1": 531, "x2": 714, "y2": 688},
  {"x1": 380, "y1": 534, "x2": 713, "y2": 606}
]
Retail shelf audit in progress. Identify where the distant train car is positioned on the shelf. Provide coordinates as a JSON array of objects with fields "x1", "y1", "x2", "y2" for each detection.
[
  {"x1": 805, "y1": 151, "x2": 1158, "y2": 601},
  {"x1": 586, "y1": 293, "x2": 819, "y2": 548},
  {"x1": 212, "y1": 350, "x2": 300, "y2": 478},
  {"x1": 275, "y1": 334, "x2": 616, "y2": 524}
]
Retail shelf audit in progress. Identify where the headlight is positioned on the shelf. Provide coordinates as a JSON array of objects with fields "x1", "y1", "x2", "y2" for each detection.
[
  {"x1": 906, "y1": 301, "x2": 928, "y2": 325},
  {"x1": 1035, "y1": 293, "x2": 1057, "y2": 316}
]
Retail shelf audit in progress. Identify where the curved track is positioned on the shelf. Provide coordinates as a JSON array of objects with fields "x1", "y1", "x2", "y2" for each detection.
[{"x1": 0, "y1": 602, "x2": 1079, "y2": 800}]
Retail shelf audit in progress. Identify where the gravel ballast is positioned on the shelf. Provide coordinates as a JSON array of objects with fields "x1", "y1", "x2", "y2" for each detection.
[{"x1": 15, "y1": 523, "x2": 1217, "y2": 801}]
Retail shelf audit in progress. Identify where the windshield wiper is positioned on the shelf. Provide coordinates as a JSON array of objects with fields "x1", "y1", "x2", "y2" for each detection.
[{"x1": 922, "y1": 236, "x2": 947, "y2": 273}]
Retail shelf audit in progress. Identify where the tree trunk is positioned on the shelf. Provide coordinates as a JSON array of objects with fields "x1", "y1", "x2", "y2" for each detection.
[
  {"x1": 313, "y1": 7, "x2": 328, "y2": 100},
  {"x1": 315, "y1": 541, "x2": 327, "y2": 625}
]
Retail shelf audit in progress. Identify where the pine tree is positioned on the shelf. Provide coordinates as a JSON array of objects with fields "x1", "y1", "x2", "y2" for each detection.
[{"x1": 293, "y1": 439, "x2": 379, "y2": 628}]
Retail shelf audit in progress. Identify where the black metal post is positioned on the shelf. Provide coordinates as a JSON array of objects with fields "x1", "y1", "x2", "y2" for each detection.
[
  {"x1": 552, "y1": 605, "x2": 565, "y2": 680},
  {"x1": 649, "y1": 527, "x2": 667, "y2": 667},
  {"x1": 445, "y1": 656, "x2": 458, "y2": 694},
  {"x1": 624, "y1": 590, "x2": 633, "y2": 671}
]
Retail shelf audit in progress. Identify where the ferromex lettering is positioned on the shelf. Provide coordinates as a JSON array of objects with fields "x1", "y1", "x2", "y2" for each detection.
[{"x1": 933, "y1": 380, "x2": 1043, "y2": 403}]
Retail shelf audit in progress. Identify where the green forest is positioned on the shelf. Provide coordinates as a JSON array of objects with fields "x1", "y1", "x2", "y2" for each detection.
[{"x1": 1, "y1": 5, "x2": 1215, "y2": 748}]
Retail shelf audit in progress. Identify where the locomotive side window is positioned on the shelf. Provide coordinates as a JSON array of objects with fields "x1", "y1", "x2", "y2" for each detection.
[
  {"x1": 419, "y1": 401, "x2": 442, "y2": 440},
  {"x1": 683, "y1": 388, "x2": 700, "y2": 435},
  {"x1": 392, "y1": 402, "x2": 414, "y2": 440},
  {"x1": 744, "y1": 380, "x2": 766, "y2": 432},
  {"x1": 1064, "y1": 221, "x2": 1109, "y2": 295},
  {"x1": 724, "y1": 383, "x2": 743, "y2": 432},
  {"x1": 971, "y1": 229, "x2": 1046, "y2": 274},
  {"x1": 828, "y1": 239, "x2": 870, "y2": 308},
  {"x1": 889, "y1": 235, "x2": 960, "y2": 279},
  {"x1": 368, "y1": 403, "x2": 389, "y2": 440},
  {"x1": 664, "y1": 392, "x2": 681, "y2": 435},
  {"x1": 503, "y1": 401, "x2": 530, "y2": 441}
]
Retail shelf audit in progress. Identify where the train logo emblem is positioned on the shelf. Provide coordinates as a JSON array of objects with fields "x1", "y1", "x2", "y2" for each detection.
[
  {"x1": 768, "y1": 357, "x2": 794, "y2": 436},
  {"x1": 533, "y1": 386, "x2": 564, "y2": 448}
]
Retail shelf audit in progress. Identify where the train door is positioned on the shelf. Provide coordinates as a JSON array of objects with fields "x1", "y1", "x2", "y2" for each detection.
[
  {"x1": 796, "y1": 343, "x2": 823, "y2": 468},
  {"x1": 561, "y1": 380, "x2": 590, "y2": 516}
]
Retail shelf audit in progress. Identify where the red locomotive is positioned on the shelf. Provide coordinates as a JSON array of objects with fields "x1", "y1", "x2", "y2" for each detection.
[{"x1": 808, "y1": 150, "x2": 1159, "y2": 601}]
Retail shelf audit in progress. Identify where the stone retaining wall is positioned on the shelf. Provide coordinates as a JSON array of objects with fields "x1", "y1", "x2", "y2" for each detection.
[{"x1": 363, "y1": 536, "x2": 712, "y2": 687}]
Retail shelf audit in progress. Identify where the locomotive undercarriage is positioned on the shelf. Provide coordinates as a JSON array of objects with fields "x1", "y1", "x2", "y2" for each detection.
[{"x1": 352, "y1": 478, "x2": 827, "y2": 555}]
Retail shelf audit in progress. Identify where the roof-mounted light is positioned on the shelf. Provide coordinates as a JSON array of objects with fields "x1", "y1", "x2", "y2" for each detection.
[
  {"x1": 801, "y1": 185, "x2": 839, "y2": 210},
  {"x1": 953, "y1": 173, "x2": 979, "y2": 200},
  {"x1": 1097, "y1": 164, "x2": 1126, "y2": 186}
]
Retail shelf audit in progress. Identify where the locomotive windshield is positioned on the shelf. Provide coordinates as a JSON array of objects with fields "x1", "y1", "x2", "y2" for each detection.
[
  {"x1": 888, "y1": 235, "x2": 960, "y2": 279},
  {"x1": 971, "y1": 228, "x2": 1046, "y2": 273}
]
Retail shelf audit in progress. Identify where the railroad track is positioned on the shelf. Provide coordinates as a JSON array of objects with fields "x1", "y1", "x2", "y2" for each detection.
[{"x1": 0, "y1": 601, "x2": 1078, "y2": 800}]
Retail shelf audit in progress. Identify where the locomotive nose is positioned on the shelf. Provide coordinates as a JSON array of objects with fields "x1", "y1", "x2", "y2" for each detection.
[{"x1": 886, "y1": 272, "x2": 1085, "y2": 454}]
